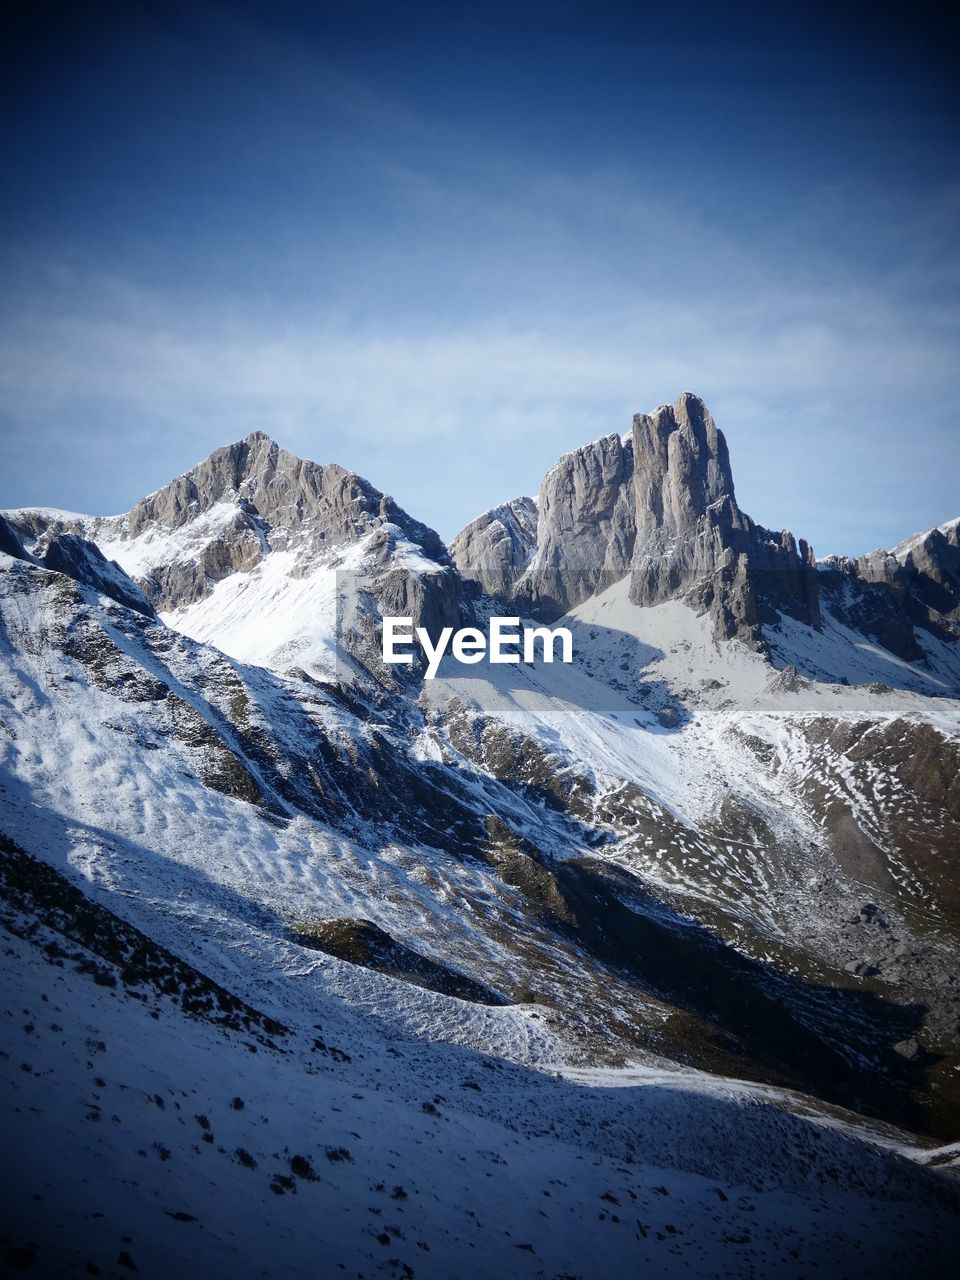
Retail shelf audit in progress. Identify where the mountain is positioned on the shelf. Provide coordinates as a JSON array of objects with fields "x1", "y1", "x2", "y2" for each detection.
[
  {"x1": 471, "y1": 394, "x2": 820, "y2": 646},
  {"x1": 2, "y1": 398, "x2": 960, "y2": 1275},
  {"x1": 456, "y1": 397, "x2": 960, "y2": 697},
  {"x1": 818, "y1": 516, "x2": 960, "y2": 663},
  {"x1": 7, "y1": 431, "x2": 461, "y2": 679}
]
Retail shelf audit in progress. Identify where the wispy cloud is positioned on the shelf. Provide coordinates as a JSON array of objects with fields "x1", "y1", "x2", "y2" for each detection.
[{"x1": 1, "y1": 242, "x2": 957, "y2": 554}]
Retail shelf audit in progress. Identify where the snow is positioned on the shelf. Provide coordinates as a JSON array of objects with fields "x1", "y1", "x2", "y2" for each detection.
[
  {"x1": 161, "y1": 547, "x2": 342, "y2": 675},
  {"x1": 418, "y1": 573, "x2": 960, "y2": 958},
  {"x1": 426, "y1": 576, "x2": 960, "y2": 826},
  {"x1": 1, "y1": 498, "x2": 452, "y2": 679},
  {"x1": 3, "y1": 504, "x2": 101, "y2": 526},
  {"x1": 892, "y1": 514, "x2": 960, "y2": 562},
  {"x1": 89, "y1": 514, "x2": 451, "y2": 678},
  {"x1": 96, "y1": 501, "x2": 243, "y2": 578},
  {"x1": 5, "y1": 873, "x2": 958, "y2": 1278}
]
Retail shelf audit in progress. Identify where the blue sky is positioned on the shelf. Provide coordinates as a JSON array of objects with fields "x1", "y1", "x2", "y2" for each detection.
[{"x1": 1, "y1": 0, "x2": 957, "y2": 555}]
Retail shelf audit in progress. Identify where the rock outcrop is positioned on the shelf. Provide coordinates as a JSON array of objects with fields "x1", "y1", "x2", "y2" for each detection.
[
  {"x1": 458, "y1": 393, "x2": 821, "y2": 644},
  {"x1": 1, "y1": 513, "x2": 155, "y2": 617},
  {"x1": 627, "y1": 395, "x2": 819, "y2": 641},
  {"x1": 819, "y1": 517, "x2": 960, "y2": 660},
  {"x1": 114, "y1": 432, "x2": 453, "y2": 614},
  {"x1": 517, "y1": 434, "x2": 636, "y2": 615},
  {"x1": 36, "y1": 530, "x2": 157, "y2": 618},
  {"x1": 125, "y1": 431, "x2": 449, "y2": 565},
  {"x1": 449, "y1": 497, "x2": 538, "y2": 599},
  {"x1": 0, "y1": 514, "x2": 28, "y2": 561},
  {"x1": 894, "y1": 519, "x2": 960, "y2": 624}
]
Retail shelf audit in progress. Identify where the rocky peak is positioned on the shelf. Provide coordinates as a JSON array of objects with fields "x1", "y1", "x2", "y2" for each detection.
[
  {"x1": 453, "y1": 393, "x2": 820, "y2": 644},
  {"x1": 632, "y1": 392, "x2": 736, "y2": 542},
  {"x1": 627, "y1": 394, "x2": 819, "y2": 640},
  {"x1": 43, "y1": 433, "x2": 451, "y2": 620},
  {"x1": 819, "y1": 516, "x2": 960, "y2": 661},
  {"x1": 449, "y1": 496, "x2": 538, "y2": 599},
  {"x1": 127, "y1": 433, "x2": 447, "y2": 563},
  {"x1": 3, "y1": 436, "x2": 460, "y2": 670}
]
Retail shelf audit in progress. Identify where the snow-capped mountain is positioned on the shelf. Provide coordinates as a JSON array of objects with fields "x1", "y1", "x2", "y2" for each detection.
[
  {"x1": 2, "y1": 396, "x2": 960, "y2": 1276},
  {"x1": 6, "y1": 431, "x2": 462, "y2": 680}
]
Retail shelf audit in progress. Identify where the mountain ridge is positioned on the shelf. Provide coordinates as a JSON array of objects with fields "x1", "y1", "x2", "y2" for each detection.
[{"x1": 6, "y1": 394, "x2": 958, "y2": 693}]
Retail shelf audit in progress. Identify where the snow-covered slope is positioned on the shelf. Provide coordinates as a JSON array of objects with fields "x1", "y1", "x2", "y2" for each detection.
[
  {"x1": 5, "y1": 841, "x2": 960, "y2": 1279},
  {"x1": 2, "y1": 547, "x2": 958, "y2": 1125},
  {"x1": 4, "y1": 430, "x2": 461, "y2": 680},
  {"x1": 7, "y1": 841, "x2": 960, "y2": 1278},
  {"x1": 1, "y1": 548, "x2": 958, "y2": 1275}
]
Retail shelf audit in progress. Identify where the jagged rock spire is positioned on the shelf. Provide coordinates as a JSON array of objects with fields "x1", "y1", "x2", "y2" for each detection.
[
  {"x1": 459, "y1": 393, "x2": 820, "y2": 645},
  {"x1": 632, "y1": 392, "x2": 736, "y2": 538},
  {"x1": 628, "y1": 394, "x2": 819, "y2": 641}
]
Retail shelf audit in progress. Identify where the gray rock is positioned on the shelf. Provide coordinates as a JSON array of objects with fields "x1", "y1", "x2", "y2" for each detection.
[
  {"x1": 454, "y1": 393, "x2": 821, "y2": 645},
  {"x1": 818, "y1": 516, "x2": 960, "y2": 663},
  {"x1": 36, "y1": 531, "x2": 156, "y2": 618},
  {"x1": 892, "y1": 1037, "x2": 921, "y2": 1061},
  {"x1": 767, "y1": 664, "x2": 807, "y2": 694},
  {"x1": 628, "y1": 394, "x2": 820, "y2": 642},
  {"x1": 843, "y1": 959, "x2": 880, "y2": 977},
  {"x1": 449, "y1": 497, "x2": 538, "y2": 599},
  {"x1": 517, "y1": 432, "x2": 636, "y2": 615},
  {"x1": 657, "y1": 705, "x2": 680, "y2": 728},
  {"x1": 127, "y1": 431, "x2": 451, "y2": 576}
]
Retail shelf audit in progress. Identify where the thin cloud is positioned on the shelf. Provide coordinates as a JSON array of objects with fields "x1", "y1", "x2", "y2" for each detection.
[{"x1": 1, "y1": 261, "x2": 957, "y2": 555}]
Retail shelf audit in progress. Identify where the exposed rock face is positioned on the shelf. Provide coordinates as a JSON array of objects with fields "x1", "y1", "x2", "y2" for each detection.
[
  {"x1": 0, "y1": 514, "x2": 28, "y2": 561},
  {"x1": 459, "y1": 393, "x2": 820, "y2": 643},
  {"x1": 449, "y1": 497, "x2": 538, "y2": 599},
  {"x1": 118, "y1": 431, "x2": 452, "y2": 613},
  {"x1": 1, "y1": 514, "x2": 154, "y2": 617},
  {"x1": 36, "y1": 531, "x2": 157, "y2": 618},
  {"x1": 895, "y1": 519, "x2": 960, "y2": 624},
  {"x1": 819, "y1": 517, "x2": 960, "y2": 661},
  {"x1": 518, "y1": 433, "x2": 636, "y2": 615},
  {"x1": 374, "y1": 560, "x2": 462, "y2": 637},
  {"x1": 126, "y1": 431, "x2": 449, "y2": 564},
  {"x1": 818, "y1": 558, "x2": 926, "y2": 662},
  {"x1": 629, "y1": 394, "x2": 745, "y2": 611},
  {"x1": 631, "y1": 394, "x2": 736, "y2": 552},
  {"x1": 628, "y1": 395, "x2": 820, "y2": 640}
]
